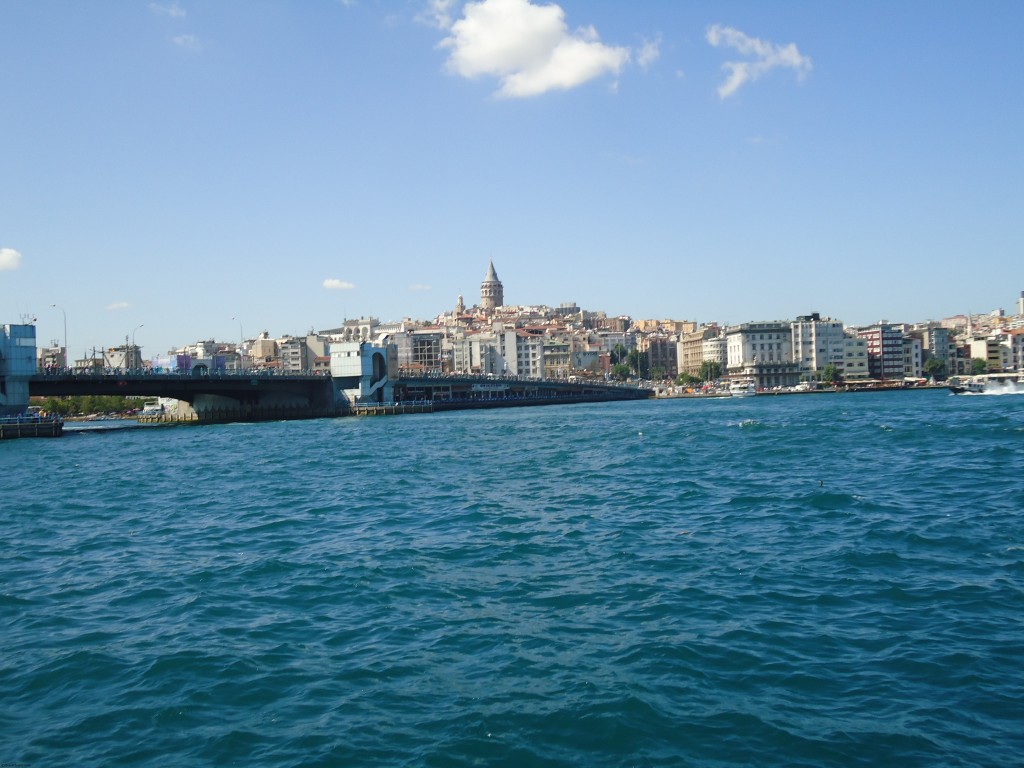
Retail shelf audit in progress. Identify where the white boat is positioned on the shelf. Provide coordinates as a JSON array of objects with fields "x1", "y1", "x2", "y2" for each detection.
[
  {"x1": 949, "y1": 373, "x2": 1024, "y2": 395},
  {"x1": 729, "y1": 380, "x2": 757, "y2": 397}
]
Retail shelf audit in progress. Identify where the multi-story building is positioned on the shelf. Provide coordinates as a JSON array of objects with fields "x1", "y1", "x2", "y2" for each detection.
[
  {"x1": 969, "y1": 337, "x2": 1007, "y2": 372},
  {"x1": 790, "y1": 313, "x2": 846, "y2": 381},
  {"x1": 104, "y1": 344, "x2": 144, "y2": 370},
  {"x1": 702, "y1": 334, "x2": 727, "y2": 377},
  {"x1": 643, "y1": 335, "x2": 678, "y2": 379},
  {"x1": 542, "y1": 337, "x2": 571, "y2": 379},
  {"x1": 37, "y1": 342, "x2": 66, "y2": 371},
  {"x1": 903, "y1": 336, "x2": 923, "y2": 379},
  {"x1": 677, "y1": 325, "x2": 719, "y2": 378},
  {"x1": 725, "y1": 321, "x2": 800, "y2": 389},
  {"x1": 917, "y1": 325, "x2": 956, "y2": 376},
  {"x1": 498, "y1": 330, "x2": 543, "y2": 378},
  {"x1": 858, "y1": 324, "x2": 905, "y2": 380},
  {"x1": 842, "y1": 337, "x2": 869, "y2": 380},
  {"x1": 1008, "y1": 329, "x2": 1024, "y2": 371},
  {"x1": 320, "y1": 317, "x2": 379, "y2": 343},
  {"x1": 278, "y1": 334, "x2": 328, "y2": 374}
]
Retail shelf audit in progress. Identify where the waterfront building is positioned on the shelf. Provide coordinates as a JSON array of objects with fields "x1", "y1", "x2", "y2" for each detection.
[
  {"x1": 1, "y1": 323, "x2": 36, "y2": 416},
  {"x1": 677, "y1": 325, "x2": 719, "y2": 378},
  {"x1": 480, "y1": 259, "x2": 504, "y2": 312},
  {"x1": 969, "y1": 336, "x2": 1009, "y2": 372},
  {"x1": 842, "y1": 337, "x2": 870, "y2": 381},
  {"x1": 790, "y1": 313, "x2": 847, "y2": 381},
  {"x1": 642, "y1": 335, "x2": 678, "y2": 379},
  {"x1": 918, "y1": 326, "x2": 956, "y2": 372},
  {"x1": 702, "y1": 334, "x2": 727, "y2": 377},
  {"x1": 725, "y1": 321, "x2": 800, "y2": 389},
  {"x1": 903, "y1": 336, "x2": 923, "y2": 379},
  {"x1": 858, "y1": 324, "x2": 905, "y2": 380}
]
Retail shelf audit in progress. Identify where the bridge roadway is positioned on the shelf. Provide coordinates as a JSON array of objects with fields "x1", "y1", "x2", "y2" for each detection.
[
  {"x1": 28, "y1": 371, "x2": 653, "y2": 423},
  {"x1": 30, "y1": 371, "x2": 340, "y2": 422}
]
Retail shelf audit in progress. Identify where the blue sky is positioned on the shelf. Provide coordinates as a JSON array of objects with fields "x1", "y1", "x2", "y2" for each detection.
[{"x1": 2, "y1": 0, "x2": 1022, "y2": 359}]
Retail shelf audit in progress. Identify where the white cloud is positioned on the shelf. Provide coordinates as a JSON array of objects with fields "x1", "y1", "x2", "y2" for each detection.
[
  {"x1": 106, "y1": 301, "x2": 131, "y2": 311},
  {"x1": 408, "y1": 283, "x2": 432, "y2": 292},
  {"x1": 440, "y1": 0, "x2": 630, "y2": 98},
  {"x1": 637, "y1": 36, "x2": 660, "y2": 71},
  {"x1": 172, "y1": 34, "x2": 201, "y2": 51},
  {"x1": 323, "y1": 278, "x2": 355, "y2": 290},
  {"x1": 0, "y1": 248, "x2": 22, "y2": 271},
  {"x1": 418, "y1": 0, "x2": 457, "y2": 30},
  {"x1": 150, "y1": 2, "x2": 186, "y2": 18},
  {"x1": 706, "y1": 24, "x2": 811, "y2": 99}
]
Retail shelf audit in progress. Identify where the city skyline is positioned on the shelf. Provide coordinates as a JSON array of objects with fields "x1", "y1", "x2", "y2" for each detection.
[{"x1": 2, "y1": 1, "x2": 1022, "y2": 357}]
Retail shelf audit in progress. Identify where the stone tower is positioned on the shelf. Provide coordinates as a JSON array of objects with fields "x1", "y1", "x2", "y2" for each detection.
[{"x1": 480, "y1": 259, "x2": 504, "y2": 311}]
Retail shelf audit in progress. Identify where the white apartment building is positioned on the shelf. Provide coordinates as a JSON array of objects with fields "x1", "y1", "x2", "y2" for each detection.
[
  {"x1": 702, "y1": 335, "x2": 727, "y2": 373},
  {"x1": 725, "y1": 321, "x2": 800, "y2": 389},
  {"x1": 790, "y1": 314, "x2": 847, "y2": 381},
  {"x1": 903, "y1": 337, "x2": 923, "y2": 379}
]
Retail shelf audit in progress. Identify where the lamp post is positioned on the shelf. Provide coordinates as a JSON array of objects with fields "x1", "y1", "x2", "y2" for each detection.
[
  {"x1": 132, "y1": 324, "x2": 144, "y2": 370},
  {"x1": 51, "y1": 303, "x2": 67, "y2": 370},
  {"x1": 232, "y1": 317, "x2": 244, "y2": 371}
]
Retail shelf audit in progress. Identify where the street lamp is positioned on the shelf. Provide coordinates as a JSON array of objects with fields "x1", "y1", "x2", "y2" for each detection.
[
  {"x1": 51, "y1": 303, "x2": 67, "y2": 369},
  {"x1": 232, "y1": 317, "x2": 245, "y2": 371},
  {"x1": 132, "y1": 324, "x2": 144, "y2": 370}
]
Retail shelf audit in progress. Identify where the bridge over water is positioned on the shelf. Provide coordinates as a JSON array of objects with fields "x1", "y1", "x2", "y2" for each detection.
[{"x1": 29, "y1": 371, "x2": 652, "y2": 423}]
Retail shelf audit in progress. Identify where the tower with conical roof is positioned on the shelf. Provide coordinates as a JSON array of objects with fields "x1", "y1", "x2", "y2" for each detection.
[{"x1": 480, "y1": 259, "x2": 504, "y2": 312}]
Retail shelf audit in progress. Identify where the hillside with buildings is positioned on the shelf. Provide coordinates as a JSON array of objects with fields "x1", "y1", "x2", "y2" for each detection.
[{"x1": 28, "y1": 262, "x2": 1024, "y2": 388}]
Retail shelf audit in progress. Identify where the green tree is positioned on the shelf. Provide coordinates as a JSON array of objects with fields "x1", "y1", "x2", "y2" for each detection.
[
  {"x1": 650, "y1": 366, "x2": 666, "y2": 381},
  {"x1": 676, "y1": 373, "x2": 701, "y2": 386},
  {"x1": 821, "y1": 363, "x2": 840, "y2": 383},
  {"x1": 970, "y1": 358, "x2": 989, "y2": 375},
  {"x1": 610, "y1": 344, "x2": 628, "y2": 365},
  {"x1": 626, "y1": 348, "x2": 649, "y2": 378},
  {"x1": 923, "y1": 357, "x2": 946, "y2": 381},
  {"x1": 699, "y1": 360, "x2": 722, "y2": 382},
  {"x1": 611, "y1": 363, "x2": 632, "y2": 380}
]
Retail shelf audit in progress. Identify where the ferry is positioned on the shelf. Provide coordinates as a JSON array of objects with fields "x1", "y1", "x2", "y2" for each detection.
[{"x1": 949, "y1": 373, "x2": 1023, "y2": 395}]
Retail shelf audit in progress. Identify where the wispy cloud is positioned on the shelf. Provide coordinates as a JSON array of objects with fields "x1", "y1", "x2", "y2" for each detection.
[
  {"x1": 150, "y1": 2, "x2": 186, "y2": 18},
  {"x1": 706, "y1": 24, "x2": 811, "y2": 99},
  {"x1": 323, "y1": 278, "x2": 355, "y2": 290},
  {"x1": 106, "y1": 301, "x2": 131, "y2": 311},
  {"x1": 418, "y1": 0, "x2": 457, "y2": 30},
  {"x1": 637, "y1": 36, "x2": 660, "y2": 72},
  {"x1": 440, "y1": 0, "x2": 630, "y2": 99},
  {"x1": 408, "y1": 283, "x2": 432, "y2": 292},
  {"x1": 0, "y1": 247, "x2": 22, "y2": 271},
  {"x1": 172, "y1": 34, "x2": 201, "y2": 51}
]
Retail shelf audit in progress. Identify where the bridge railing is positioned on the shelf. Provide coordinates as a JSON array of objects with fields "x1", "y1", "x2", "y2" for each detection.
[{"x1": 34, "y1": 368, "x2": 330, "y2": 379}]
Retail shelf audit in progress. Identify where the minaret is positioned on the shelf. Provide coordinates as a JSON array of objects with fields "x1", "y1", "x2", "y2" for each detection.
[
  {"x1": 455, "y1": 294, "x2": 465, "y2": 315},
  {"x1": 480, "y1": 259, "x2": 504, "y2": 312}
]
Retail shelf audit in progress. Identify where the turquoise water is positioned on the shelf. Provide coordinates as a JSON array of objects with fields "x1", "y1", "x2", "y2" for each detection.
[{"x1": 3, "y1": 390, "x2": 1023, "y2": 766}]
